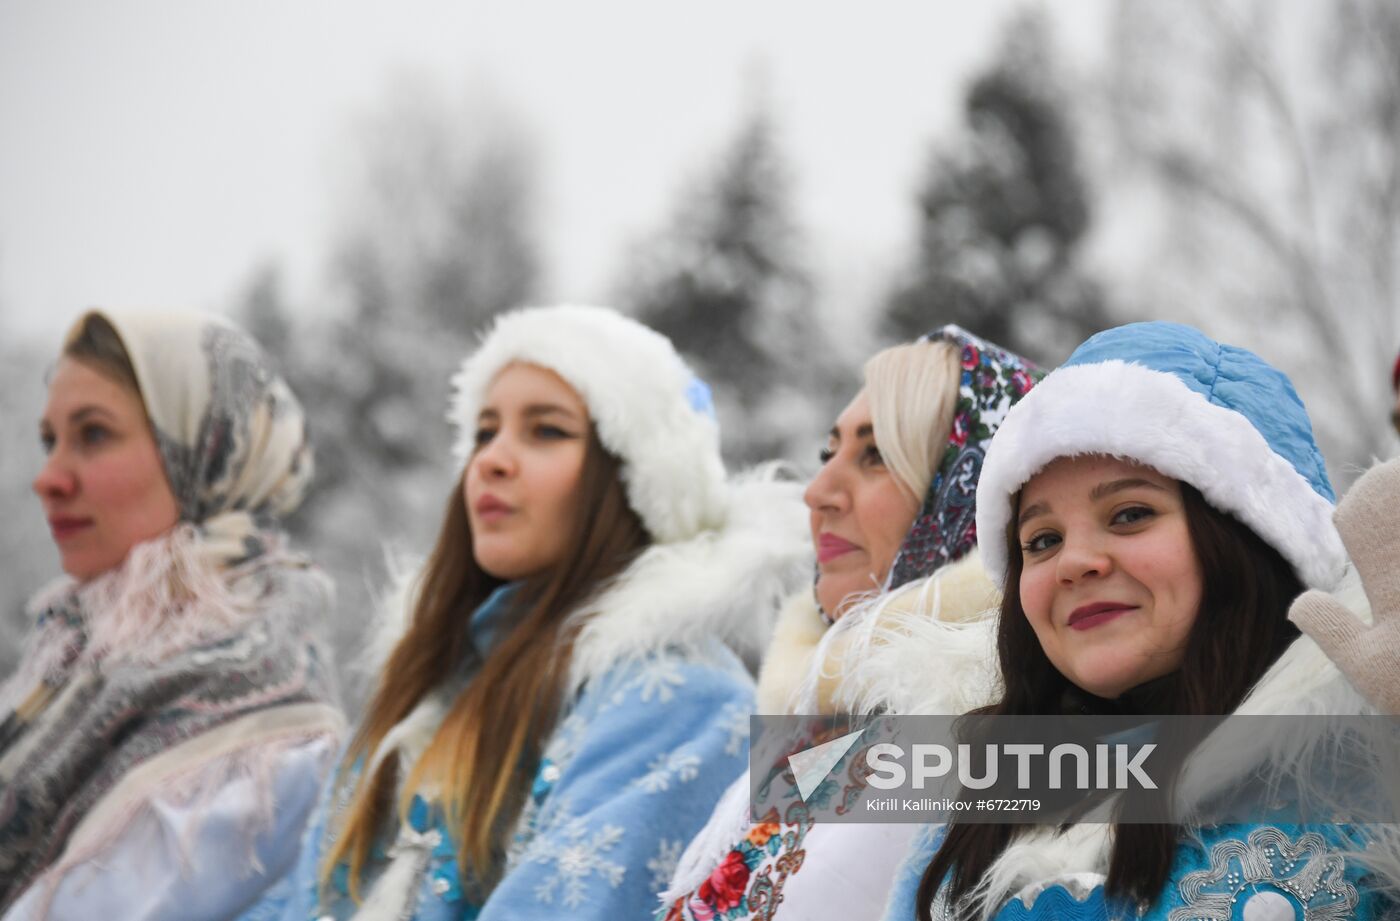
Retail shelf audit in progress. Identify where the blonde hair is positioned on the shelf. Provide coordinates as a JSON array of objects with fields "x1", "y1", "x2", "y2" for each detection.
[{"x1": 863, "y1": 339, "x2": 961, "y2": 504}]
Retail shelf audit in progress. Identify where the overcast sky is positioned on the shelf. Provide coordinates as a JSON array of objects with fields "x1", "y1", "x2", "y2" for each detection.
[{"x1": 0, "y1": 0, "x2": 1109, "y2": 346}]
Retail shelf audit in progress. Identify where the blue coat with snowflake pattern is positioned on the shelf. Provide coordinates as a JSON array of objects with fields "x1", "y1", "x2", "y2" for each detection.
[
  {"x1": 243, "y1": 622, "x2": 753, "y2": 920},
  {"x1": 242, "y1": 471, "x2": 811, "y2": 921}
]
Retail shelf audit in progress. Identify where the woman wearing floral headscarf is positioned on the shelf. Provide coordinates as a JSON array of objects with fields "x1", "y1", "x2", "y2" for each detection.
[
  {"x1": 658, "y1": 326, "x2": 1040, "y2": 921},
  {"x1": 0, "y1": 310, "x2": 343, "y2": 919}
]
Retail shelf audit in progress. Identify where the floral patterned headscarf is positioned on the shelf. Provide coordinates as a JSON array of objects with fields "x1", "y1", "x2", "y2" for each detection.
[{"x1": 886, "y1": 325, "x2": 1041, "y2": 589}]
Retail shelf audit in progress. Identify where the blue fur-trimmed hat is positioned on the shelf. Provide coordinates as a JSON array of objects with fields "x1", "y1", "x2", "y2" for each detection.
[{"x1": 976, "y1": 321, "x2": 1346, "y2": 590}]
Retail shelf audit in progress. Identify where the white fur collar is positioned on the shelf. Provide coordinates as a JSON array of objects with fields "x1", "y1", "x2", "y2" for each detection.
[
  {"x1": 822, "y1": 551, "x2": 1003, "y2": 716},
  {"x1": 754, "y1": 590, "x2": 826, "y2": 714},
  {"x1": 755, "y1": 551, "x2": 999, "y2": 715},
  {"x1": 564, "y1": 472, "x2": 810, "y2": 692},
  {"x1": 756, "y1": 551, "x2": 999, "y2": 715}
]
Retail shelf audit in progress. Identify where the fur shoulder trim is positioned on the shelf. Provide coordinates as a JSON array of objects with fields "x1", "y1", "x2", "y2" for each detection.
[
  {"x1": 792, "y1": 551, "x2": 1002, "y2": 715},
  {"x1": 567, "y1": 471, "x2": 810, "y2": 693},
  {"x1": 755, "y1": 590, "x2": 825, "y2": 714},
  {"x1": 359, "y1": 548, "x2": 424, "y2": 683}
]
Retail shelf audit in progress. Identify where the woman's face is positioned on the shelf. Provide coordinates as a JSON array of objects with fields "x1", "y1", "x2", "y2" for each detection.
[
  {"x1": 1016, "y1": 455, "x2": 1203, "y2": 699},
  {"x1": 34, "y1": 357, "x2": 181, "y2": 581},
  {"x1": 804, "y1": 390, "x2": 920, "y2": 619},
  {"x1": 465, "y1": 362, "x2": 590, "y2": 581}
]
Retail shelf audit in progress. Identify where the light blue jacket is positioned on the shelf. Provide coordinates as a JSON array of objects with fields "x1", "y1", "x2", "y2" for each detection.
[
  {"x1": 245, "y1": 474, "x2": 810, "y2": 920},
  {"x1": 244, "y1": 584, "x2": 756, "y2": 921},
  {"x1": 259, "y1": 675, "x2": 751, "y2": 918},
  {"x1": 246, "y1": 487, "x2": 817, "y2": 918}
]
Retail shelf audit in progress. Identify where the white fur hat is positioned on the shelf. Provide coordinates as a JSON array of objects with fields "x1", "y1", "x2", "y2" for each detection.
[
  {"x1": 975, "y1": 322, "x2": 1346, "y2": 591},
  {"x1": 449, "y1": 304, "x2": 728, "y2": 544}
]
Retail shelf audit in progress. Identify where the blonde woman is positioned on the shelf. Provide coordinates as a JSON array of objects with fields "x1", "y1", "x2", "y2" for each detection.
[{"x1": 660, "y1": 326, "x2": 1040, "y2": 921}]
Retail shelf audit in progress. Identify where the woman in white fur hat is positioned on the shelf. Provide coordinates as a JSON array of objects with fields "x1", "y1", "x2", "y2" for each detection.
[
  {"x1": 1, "y1": 310, "x2": 343, "y2": 920},
  {"x1": 658, "y1": 326, "x2": 1040, "y2": 921},
  {"x1": 244, "y1": 304, "x2": 810, "y2": 921}
]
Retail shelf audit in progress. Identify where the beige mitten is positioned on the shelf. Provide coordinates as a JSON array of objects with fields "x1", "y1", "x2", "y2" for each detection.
[{"x1": 1288, "y1": 458, "x2": 1400, "y2": 715}]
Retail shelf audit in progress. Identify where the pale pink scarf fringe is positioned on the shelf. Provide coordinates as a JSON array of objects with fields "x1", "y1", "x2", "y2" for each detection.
[{"x1": 1, "y1": 521, "x2": 276, "y2": 713}]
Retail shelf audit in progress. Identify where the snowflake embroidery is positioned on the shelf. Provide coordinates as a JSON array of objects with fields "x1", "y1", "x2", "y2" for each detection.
[
  {"x1": 543, "y1": 710, "x2": 586, "y2": 769},
  {"x1": 615, "y1": 656, "x2": 688, "y2": 704},
  {"x1": 632, "y1": 748, "x2": 702, "y2": 793},
  {"x1": 525, "y1": 814, "x2": 627, "y2": 908},
  {"x1": 648, "y1": 838, "x2": 685, "y2": 892},
  {"x1": 719, "y1": 702, "x2": 749, "y2": 757}
]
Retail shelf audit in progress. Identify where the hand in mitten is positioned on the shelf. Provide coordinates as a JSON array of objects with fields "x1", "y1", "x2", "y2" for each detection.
[{"x1": 1288, "y1": 458, "x2": 1400, "y2": 714}]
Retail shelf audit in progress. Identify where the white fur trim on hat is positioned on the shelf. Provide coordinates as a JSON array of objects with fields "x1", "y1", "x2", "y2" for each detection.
[
  {"x1": 449, "y1": 304, "x2": 728, "y2": 544},
  {"x1": 975, "y1": 361, "x2": 1347, "y2": 591}
]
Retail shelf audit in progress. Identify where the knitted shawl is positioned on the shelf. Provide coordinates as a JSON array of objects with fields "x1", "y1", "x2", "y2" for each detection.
[{"x1": 0, "y1": 310, "x2": 339, "y2": 911}]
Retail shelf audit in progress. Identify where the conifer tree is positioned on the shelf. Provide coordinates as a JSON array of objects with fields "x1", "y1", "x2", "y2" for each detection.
[
  {"x1": 620, "y1": 103, "x2": 825, "y2": 463},
  {"x1": 884, "y1": 9, "x2": 1107, "y2": 364}
]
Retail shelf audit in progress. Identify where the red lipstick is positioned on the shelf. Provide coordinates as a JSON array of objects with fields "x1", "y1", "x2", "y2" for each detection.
[
  {"x1": 1067, "y1": 602, "x2": 1137, "y2": 631},
  {"x1": 817, "y1": 533, "x2": 858, "y2": 563}
]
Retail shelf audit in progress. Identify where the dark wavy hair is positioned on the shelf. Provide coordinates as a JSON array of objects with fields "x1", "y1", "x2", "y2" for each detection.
[{"x1": 916, "y1": 481, "x2": 1303, "y2": 920}]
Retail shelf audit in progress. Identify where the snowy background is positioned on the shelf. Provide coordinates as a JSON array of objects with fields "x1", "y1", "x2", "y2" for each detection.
[{"x1": 3, "y1": 0, "x2": 1398, "y2": 706}]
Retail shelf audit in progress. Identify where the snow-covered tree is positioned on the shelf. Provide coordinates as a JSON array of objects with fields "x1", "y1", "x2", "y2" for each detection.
[
  {"x1": 617, "y1": 102, "x2": 833, "y2": 465},
  {"x1": 883, "y1": 8, "x2": 1109, "y2": 365},
  {"x1": 1102, "y1": 0, "x2": 1400, "y2": 483},
  {"x1": 237, "y1": 82, "x2": 542, "y2": 708}
]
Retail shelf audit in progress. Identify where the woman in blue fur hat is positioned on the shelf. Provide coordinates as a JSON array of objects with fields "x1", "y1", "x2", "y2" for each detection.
[
  {"x1": 881, "y1": 321, "x2": 1400, "y2": 920},
  {"x1": 243, "y1": 304, "x2": 811, "y2": 921}
]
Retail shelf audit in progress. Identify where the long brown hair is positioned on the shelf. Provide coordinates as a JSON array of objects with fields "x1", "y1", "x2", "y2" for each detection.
[
  {"x1": 916, "y1": 482, "x2": 1303, "y2": 920},
  {"x1": 323, "y1": 429, "x2": 649, "y2": 900}
]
